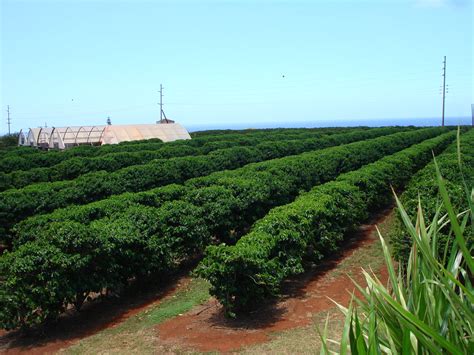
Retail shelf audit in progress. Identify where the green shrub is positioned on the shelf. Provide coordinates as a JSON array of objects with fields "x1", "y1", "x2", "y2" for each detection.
[
  {"x1": 0, "y1": 128, "x2": 344, "y2": 190},
  {"x1": 391, "y1": 129, "x2": 474, "y2": 264},
  {"x1": 0, "y1": 126, "x2": 354, "y2": 174},
  {"x1": 0, "y1": 128, "x2": 451, "y2": 329},
  {"x1": 320, "y1": 130, "x2": 473, "y2": 354},
  {"x1": 196, "y1": 131, "x2": 457, "y2": 315},
  {"x1": 1, "y1": 127, "x2": 407, "y2": 245}
]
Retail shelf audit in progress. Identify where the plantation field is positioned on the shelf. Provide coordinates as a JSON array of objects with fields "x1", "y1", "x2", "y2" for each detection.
[
  {"x1": 0, "y1": 125, "x2": 472, "y2": 354},
  {"x1": 0, "y1": 126, "x2": 407, "y2": 244}
]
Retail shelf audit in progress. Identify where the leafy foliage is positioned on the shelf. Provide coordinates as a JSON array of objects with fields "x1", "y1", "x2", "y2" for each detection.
[
  {"x1": 0, "y1": 127, "x2": 350, "y2": 190},
  {"x1": 0, "y1": 133, "x2": 19, "y2": 149},
  {"x1": 391, "y1": 128, "x2": 474, "y2": 264},
  {"x1": 0, "y1": 127, "x2": 357, "y2": 174},
  {"x1": 0, "y1": 126, "x2": 406, "y2": 245},
  {"x1": 0, "y1": 128, "x2": 447, "y2": 329},
  {"x1": 196, "y1": 131, "x2": 457, "y2": 315},
  {"x1": 320, "y1": 131, "x2": 473, "y2": 354}
]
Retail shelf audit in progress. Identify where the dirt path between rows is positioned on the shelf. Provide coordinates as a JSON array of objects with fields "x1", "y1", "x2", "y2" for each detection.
[
  {"x1": 0, "y1": 275, "x2": 192, "y2": 354},
  {"x1": 156, "y1": 208, "x2": 392, "y2": 353},
  {"x1": 1, "y1": 208, "x2": 392, "y2": 354}
]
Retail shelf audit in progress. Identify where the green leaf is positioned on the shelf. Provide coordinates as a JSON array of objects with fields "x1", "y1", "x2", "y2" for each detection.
[{"x1": 433, "y1": 156, "x2": 474, "y2": 274}]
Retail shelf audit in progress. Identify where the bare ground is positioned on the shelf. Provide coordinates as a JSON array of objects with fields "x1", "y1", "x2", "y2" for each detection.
[
  {"x1": 0, "y1": 275, "x2": 192, "y2": 354},
  {"x1": 156, "y1": 208, "x2": 392, "y2": 353}
]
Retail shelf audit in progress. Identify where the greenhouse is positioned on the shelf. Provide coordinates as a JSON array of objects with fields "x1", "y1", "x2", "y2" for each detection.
[
  {"x1": 22, "y1": 127, "x2": 54, "y2": 149},
  {"x1": 19, "y1": 122, "x2": 191, "y2": 150},
  {"x1": 17, "y1": 129, "x2": 27, "y2": 146}
]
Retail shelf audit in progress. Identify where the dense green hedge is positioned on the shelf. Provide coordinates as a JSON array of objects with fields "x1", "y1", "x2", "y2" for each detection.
[
  {"x1": 10, "y1": 127, "x2": 419, "y2": 248},
  {"x1": 196, "y1": 131, "x2": 458, "y2": 315},
  {"x1": 0, "y1": 134, "x2": 19, "y2": 149},
  {"x1": 391, "y1": 129, "x2": 474, "y2": 264},
  {"x1": 0, "y1": 129, "x2": 355, "y2": 190},
  {"x1": 0, "y1": 143, "x2": 152, "y2": 173},
  {"x1": 0, "y1": 128, "x2": 448, "y2": 329},
  {"x1": 0, "y1": 127, "x2": 358, "y2": 174},
  {"x1": 0, "y1": 143, "x2": 190, "y2": 190},
  {"x1": 189, "y1": 126, "x2": 363, "y2": 137},
  {"x1": 0, "y1": 127, "x2": 407, "y2": 243}
]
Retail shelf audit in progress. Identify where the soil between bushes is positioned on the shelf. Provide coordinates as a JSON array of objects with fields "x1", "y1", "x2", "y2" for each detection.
[
  {"x1": 0, "y1": 208, "x2": 392, "y2": 354},
  {"x1": 0, "y1": 276, "x2": 192, "y2": 354},
  {"x1": 156, "y1": 208, "x2": 392, "y2": 353}
]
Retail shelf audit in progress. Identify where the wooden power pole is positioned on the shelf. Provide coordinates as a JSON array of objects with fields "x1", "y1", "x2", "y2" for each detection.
[
  {"x1": 7, "y1": 105, "x2": 11, "y2": 135},
  {"x1": 159, "y1": 84, "x2": 164, "y2": 122},
  {"x1": 441, "y1": 56, "x2": 447, "y2": 127}
]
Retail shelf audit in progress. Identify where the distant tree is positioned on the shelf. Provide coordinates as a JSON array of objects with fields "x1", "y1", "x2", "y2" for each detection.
[{"x1": 0, "y1": 133, "x2": 19, "y2": 149}]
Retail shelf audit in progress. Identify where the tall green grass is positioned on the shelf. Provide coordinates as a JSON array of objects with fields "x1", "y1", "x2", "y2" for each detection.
[{"x1": 320, "y1": 131, "x2": 473, "y2": 354}]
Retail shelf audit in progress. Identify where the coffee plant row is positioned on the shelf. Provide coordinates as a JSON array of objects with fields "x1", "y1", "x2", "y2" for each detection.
[
  {"x1": 390, "y1": 128, "x2": 474, "y2": 264},
  {"x1": 0, "y1": 127, "x2": 358, "y2": 174},
  {"x1": 0, "y1": 127, "x2": 407, "y2": 244},
  {"x1": 0, "y1": 128, "x2": 359, "y2": 190},
  {"x1": 196, "y1": 130, "x2": 459, "y2": 315},
  {"x1": 0, "y1": 127, "x2": 448, "y2": 329}
]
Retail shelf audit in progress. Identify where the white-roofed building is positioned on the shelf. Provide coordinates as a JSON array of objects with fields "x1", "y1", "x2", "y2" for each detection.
[
  {"x1": 48, "y1": 126, "x2": 107, "y2": 150},
  {"x1": 24, "y1": 127, "x2": 54, "y2": 148},
  {"x1": 19, "y1": 122, "x2": 191, "y2": 150},
  {"x1": 100, "y1": 123, "x2": 190, "y2": 145},
  {"x1": 17, "y1": 129, "x2": 27, "y2": 146}
]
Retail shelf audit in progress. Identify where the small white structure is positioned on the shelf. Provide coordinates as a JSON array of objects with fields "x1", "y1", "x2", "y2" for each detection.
[
  {"x1": 48, "y1": 126, "x2": 107, "y2": 150},
  {"x1": 18, "y1": 130, "x2": 27, "y2": 146},
  {"x1": 19, "y1": 122, "x2": 191, "y2": 150},
  {"x1": 24, "y1": 127, "x2": 54, "y2": 148},
  {"x1": 38, "y1": 127, "x2": 54, "y2": 149}
]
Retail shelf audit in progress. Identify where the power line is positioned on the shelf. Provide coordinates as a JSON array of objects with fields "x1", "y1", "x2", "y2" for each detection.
[
  {"x1": 9, "y1": 69, "x2": 468, "y2": 120},
  {"x1": 7, "y1": 68, "x2": 469, "y2": 127}
]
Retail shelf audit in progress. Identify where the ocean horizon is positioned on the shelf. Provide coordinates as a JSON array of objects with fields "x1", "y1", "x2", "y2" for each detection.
[{"x1": 186, "y1": 116, "x2": 472, "y2": 132}]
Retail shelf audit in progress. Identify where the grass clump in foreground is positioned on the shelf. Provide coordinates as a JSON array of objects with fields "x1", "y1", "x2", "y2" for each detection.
[{"x1": 320, "y1": 139, "x2": 474, "y2": 354}]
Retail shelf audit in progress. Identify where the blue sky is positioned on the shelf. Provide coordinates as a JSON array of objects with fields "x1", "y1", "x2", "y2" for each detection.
[{"x1": 1, "y1": 0, "x2": 472, "y2": 134}]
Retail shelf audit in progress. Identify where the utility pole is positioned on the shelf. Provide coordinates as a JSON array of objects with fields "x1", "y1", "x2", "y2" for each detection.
[
  {"x1": 441, "y1": 56, "x2": 447, "y2": 127},
  {"x1": 157, "y1": 84, "x2": 170, "y2": 123},
  {"x1": 159, "y1": 84, "x2": 164, "y2": 123},
  {"x1": 6, "y1": 105, "x2": 11, "y2": 135}
]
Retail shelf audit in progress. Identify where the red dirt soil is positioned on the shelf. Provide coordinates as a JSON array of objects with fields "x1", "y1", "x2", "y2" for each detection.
[
  {"x1": 0, "y1": 276, "x2": 192, "y2": 354},
  {"x1": 156, "y1": 209, "x2": 392, "y2": 353},
  {"x1": 0, "y1": 208, "x2": 392, "y2": 354}
]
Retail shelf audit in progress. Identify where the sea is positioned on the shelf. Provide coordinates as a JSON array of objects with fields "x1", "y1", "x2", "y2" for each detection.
[{"x1": 186, "y1": 117, "x2": 472, "y2": 133}]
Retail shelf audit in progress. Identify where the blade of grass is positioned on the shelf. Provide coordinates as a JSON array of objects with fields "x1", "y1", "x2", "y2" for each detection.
[{"x1": 433, "y1": 156, "x2": 474, "y2": 274}]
